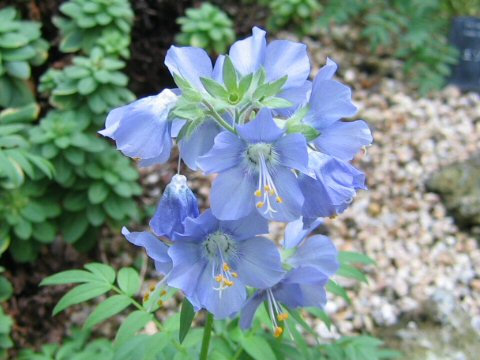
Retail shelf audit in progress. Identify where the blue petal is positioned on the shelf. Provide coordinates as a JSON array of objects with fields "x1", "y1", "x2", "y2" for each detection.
[
  {"x1": 275, "y1": 133, "x2": 309, "y2": 173},
  {"x1": 99, "y1": 90, "x2": 177, "y2": 161},
  {"x1": 220, "y1": 211, "x2": 269, "y2": 240},
  {"x1": 272, "y1": 282, "x2": 304, "y2": 308},
  {"x1": 282, "y1": 267, "x2": 328, "y2": 307},
  {"x1": 212, "y1": 55, "x2": 225, "y2": 82},
  {"x1": 240, "y1": 291, "x2": 267, "y2": 329},
  {"x1": 284, "y1": 217, "x2": 323, "y2": 249},
  {"x1": 149, "y1": 174, "x2": 199, "y2": 238},
  {"x1": 275, "y1": 80, "x2": 311, "y2": 117},
  {"x1": 175, "y1": 209, "x2": 220, "y2": 241},
  {"x1": 211, "y1": 166, "x2": 256, "y2": 220},
  {"x1": 289, "y1": 235, "x2": 339, "y2": 276},
  {"x1": 167, "y1": 241, "x2": 206, "y2": 297},
  {"x1": 171, "y1": 119, "x2": 186, "y2": 137},
  {"x1": 197, "y1": 131, "x2": 245, "y2": 174},
  {"x1": 234, "y1": 236, "x2": 285, "y2": 289},
  {"x1": 179, "y1": 119, "x2": 221, "y2": 171},
  {"x1": 265, "y1": 40, "x2": 310, "y2": 88},
  {"x1": 259, "y1": 167, "x2": 303, "y2": 222},
  {"x1": 306, "y1": 79, "x2": 357, "y2": 129},
  {"x1": 229, "y1": 27, "x2": 266, "y2": 76},
  {"x1": 165, "y1": 46, "x2": 213, "y2": 91},
  {"x1": 237, "y1": 108, "x2": 283, "y2": 143},
  {"x1": 138, "y1": 125, "x2": 173, "y2": 167},
  {"x1": 316, "y1": 58, "x2": 338, "y2": 81},
  {"x1": 121, "y1": 227, "x2": 172, "y2": 274},
  {"x1": 314, "y1": 120, "x2": 373, "y2": 161},
  {"x1": 197, "y1": 262, "x2": 247, "y2": 319}
]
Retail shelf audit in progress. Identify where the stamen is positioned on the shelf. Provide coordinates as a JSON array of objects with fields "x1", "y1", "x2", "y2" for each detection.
[
  {"x1": 223, "y1": 263, "x2": 231, "y2": 271},
  {"x1": 149, "y1": 285, "x2": 156, "y2": 292},
  {"x1": 231, "y1": 272, "x2": 238, "y2": 278},
  {"x1": 215, "y1": 275, "x2": 224, "y2": 282},
  {"x1": 276, "y1": 196, "x2": 283, "y2": 203},
  {"x1": 157, "y1": 300, "x2": 164, "y2": 306},
  {"x1": 278, "y1": 313, "x2": 289, "y2": 321},
  {"x1": 274, "y1": 327, "x2": 283, "y2": 337},
  {"x1": 256, "y1": 201, "x2": 265, "y2": 208},
  {"x1": 143, "y1": 292, "x2": 150, "y2": 302},
  {"x1": 254, "y1": 190, "x2": 262, "y2": 197},
  {"x1": 160, "y1": 289, "x2": 168, "y2": 296}
]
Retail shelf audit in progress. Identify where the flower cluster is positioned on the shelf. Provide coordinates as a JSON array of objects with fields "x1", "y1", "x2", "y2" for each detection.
[{"x1": 100, "y1": 27, "x2": 372, "y2": 336}]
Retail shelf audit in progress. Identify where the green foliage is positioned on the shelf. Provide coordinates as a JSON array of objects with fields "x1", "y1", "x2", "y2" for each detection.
[
  {"x1": 176, "y1": 3, "x2": 235, "y2": 54},
  {"x1": 0, "y1": 7, "x2": 49, "y2": 108},
  {"x1": 39, "y1": 48, "x2": 135, "y2": 124},
  {"x1": 0, "y1": 267, "x2": 14, "y2": 359},
  {"x1": 268, "y1": 0, "x2": 322, "y2": 35},
  {"x1": 53, "y1": 0, "x2": 133, "y2": 58},
  {"x1": 320, "y1": 336, "x2": 401, "y2": 360}
]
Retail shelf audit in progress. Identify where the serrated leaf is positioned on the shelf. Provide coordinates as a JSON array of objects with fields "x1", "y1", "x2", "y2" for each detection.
[
  {"x1": 53, "y1": 282, "x2": 112, "y2": 315},
  {"x1": 84, "y1": 294, "x2": 132, "y2": 329},
  {"x1": 117, "y1": 267, "x2": 141, "y2": 297},
  {"x1": 114, "y1": 310, "x2": 153, "y2": 347},
  {"x1": 41, "y1": 270, "x2": 99, "y2": 286},
  {"x1": 179, "y1": 298, "x2": 195, "y2": 344}
]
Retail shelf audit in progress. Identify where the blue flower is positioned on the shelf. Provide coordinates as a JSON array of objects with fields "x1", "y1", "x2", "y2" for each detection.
[
  {"x1": 299, "y1": 151, "x2": 367, "y2": 218},
  {"x1": 166, "y1": 209, "x2": 284, "y2": 319},
  {"x1": 150, "y1": 174, "x2": 199, "y2": 239},
  {"x1": 304, "y1": 58, "x2": 372, "y2": 161},
  {"x1": 197, "y1": 109, "x2": 309, "y2": 222},
  {"x1": 164, "y1": 46, "x2": 227, "y2": 170},
  {"x1": 240, "y1": 232, "x2": 338, "y2": 332},
  {"x1": 227, "y1": 27, "x2": 311, "y2": 115},
  {"x1": 99, "y1": 89, "x2": 178, "y2": 166},
  {"x1": 283, "y1": 217, "x2": 323, "y2": 249}
]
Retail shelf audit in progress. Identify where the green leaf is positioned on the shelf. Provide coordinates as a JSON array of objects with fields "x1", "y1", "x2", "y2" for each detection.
[
  {"x1": 88, "y1": 182, "x2": 109, "y2": 204},
  {"x1": 20, "y1": 202, "x2": 46, "y2": 223},
  {"x1": 241, "y1": 335, "x2": 276, "y2": 360},
  {"x1": 5, "y1": 61, "x2": 30, "y2": 80},
  {"x1": 0, "y1": 102, "x2": 39, "y2": 123},
  {"x1": 222, "y1": 56, "x2": 237, "y2": 92},
  {"x1": 326, "y1": 280, "x2": 351, "y2": 304},
  {"x1": 199, "y1": 77, "x2": 229, "y2": 99},
  {"x1": 84, "y1": 294, "x2": 132, "y2": 329},
  {"x1": 114, "y1": 310, "x2": 153, "y2": 348},
  {"x1": 84, "y1": 263, "x2": 116, "y2": 284},
  {"x1": 62, "y1": 212, "x2": 89, "y2": 243},
  {"x1": 0, "y1": 33, "x2": 29, "y2": 48},
  {"x1": 0, "y1": 276, "x2": 13, "y2": 302},
  {"x1": 40, "y1": 270, "x2": 99, "y2": 286},
  {"x1": 261, "y1": 97, "x2": 292, "y2": 109},
  {"x1": 337, "y1": 264, "x2": 368, "y2": 283},
  {"x1": 117, "y1": 267, "x2": 141, "y2": 297},
  {"x1": 33, "y1": 222, "x2": 57, "y2": 243},
  {"x1": 339, "y1": 251, "x2": 375, "y2": 265},
  {"x1": 179, "y1": 298, "x2": 195, "y2": 344},
  {"x1": 53, "y1": 282, "x2": 112, "y2": 315},
  {"x1": 77, "y1": 77, "x2": 97, "y2": 95}
]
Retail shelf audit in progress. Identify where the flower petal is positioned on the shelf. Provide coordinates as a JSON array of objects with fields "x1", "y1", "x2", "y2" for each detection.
[
  {"x1": 237, "y1": 108, "x2": 284, "y2": 143},
  {"x1": 283, "y1": 217, "x2": 323, "y2": 249},
  {"x1": 165, "y1": 46, "x2": 213, "y2": 91},
  {"x1": 275, "y1": 80, "x2": 311, "y2": 117},
  {"x1": 289, "y1": 235, "x2": 339, "y2": 276},
  {"x1": 121, "y1": 227, "x2": 172, "y2": 274},
  {"x1": 210, "y1": 166, "x2": 256, "y2": 220},
  {"x1": 265, "y1": 40, "x2": 310, "y2": 88},
  {"x1": 212, "y1": 55, "x2": 225, "y2": 82},
  {"x1": 234, "y1": 236, "x2": 284, "y2": 289},
  {"x1": 240, "y1": 291, "x2": 267, "y2": 329},
  {"x1": 229, "y1": 27, "x2": 266, "y2": 76},
  {"x1": 306, "y1": 79, "x2": 357, "y2": 129},
  {"x1": 275, "y1": 133, "x2": 309, "y2": 173},
  {"x1": 197, "y1": 131, "x2": 245, "y2": 174},
  {"x1": 220, "y1": 211, "x2": 269, "y2": 240},
  {"x1": 316, "y1": 57, "x2": 338, "y2": 81},
  {"x1": 314, "y1": 120, "x2": 372, "y2": 161},
  {"x1": 179, "y1": 120, "x2": 221, "y2": 171}
]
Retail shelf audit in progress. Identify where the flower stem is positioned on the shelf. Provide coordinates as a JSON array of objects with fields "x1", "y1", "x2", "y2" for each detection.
[
  {"x1": 203, "y1": 101, "x2": 237, "y2": 133},
  {"x1": 199, "y1": 312, "x2": 214, "y2": 360}
]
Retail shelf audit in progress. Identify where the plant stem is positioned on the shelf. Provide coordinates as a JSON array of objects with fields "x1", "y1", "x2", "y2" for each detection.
[
  {"x1": 233, "y1": 347, "x2": 243, "y2": 359},
  {"x1": 203, "y1": 101, "x2": 237, "y2": 133},
  {"x1": 199, "y1": 312, "x2": 214, "y2": 360}
]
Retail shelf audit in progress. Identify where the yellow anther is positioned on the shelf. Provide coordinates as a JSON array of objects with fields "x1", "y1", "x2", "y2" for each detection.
[
  {"x1": 276, "y1": 196, "x2": 283, "y2": 203},
  {"x1": 264, "y1": 185, "x2": 271, "y2": 192},
  {"x1": 223, "y1": 263, "x2": 231, "y2": 271},
  {"x1": 160, "y1": 289, "x2": 168, "y2": 296},
  {"x1": 256, "y1": 201, "x2": 265, "y2": 208},
  {"x1": 329, "y1": 214, "x2": 337, "y2": 220},
  {"x1": 143, "y1": 292, "x2": 150, "y2": 302},
  {"x1": 157, "y1": 300, "x2": 164, "y2": 306},
  {"x1": 231, "y1": 272, "x2": 238, "y2": 278},
  {"x1": 277, "y1": 313, "x2": 289, "y2": 321},
  {"x1": 224, "y1": 280, "x2": 234, "y2": 287},
  {"x1": 215, "y1": 275, "x2": 224, "y2": 282},
  {"x1": 254, "y1": 190, "x2": 262, "y2": 197},
  {"x1": 274, "y1": 327, "x2": 283, "y2": 337},
  {"x1": 149, "y1": 285, "x2": 156, "y2": 292}
]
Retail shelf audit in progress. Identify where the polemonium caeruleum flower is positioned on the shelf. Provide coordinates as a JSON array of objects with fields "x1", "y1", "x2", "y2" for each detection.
[
  {"x1": 299, "y1": 151, "x2": 367, "y2": 218},
  {"x1": 283, "y1": 217, "x2": 323, "y2": 249},
  {"x1": 198, "y1": 108, "x2": 308, "y2": 222},
  {"x1": 227, "y1": 26, "x2": 311, "y2": 116},
  {"x1": 149, "y1": 174, "x2": 199, "y2": 238},
  {"x1": 166, "y1": 210, "x2": 284, "y2": 319},
  {"x1": 304, "y1": 58, "x2": 372, "y2": 161},
  {"x1": 99, "y1": 89, "x2": 178, "y2": 166},
  {"x1": 240, "y1": 231, "x2": 338, "y2": 334}
]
